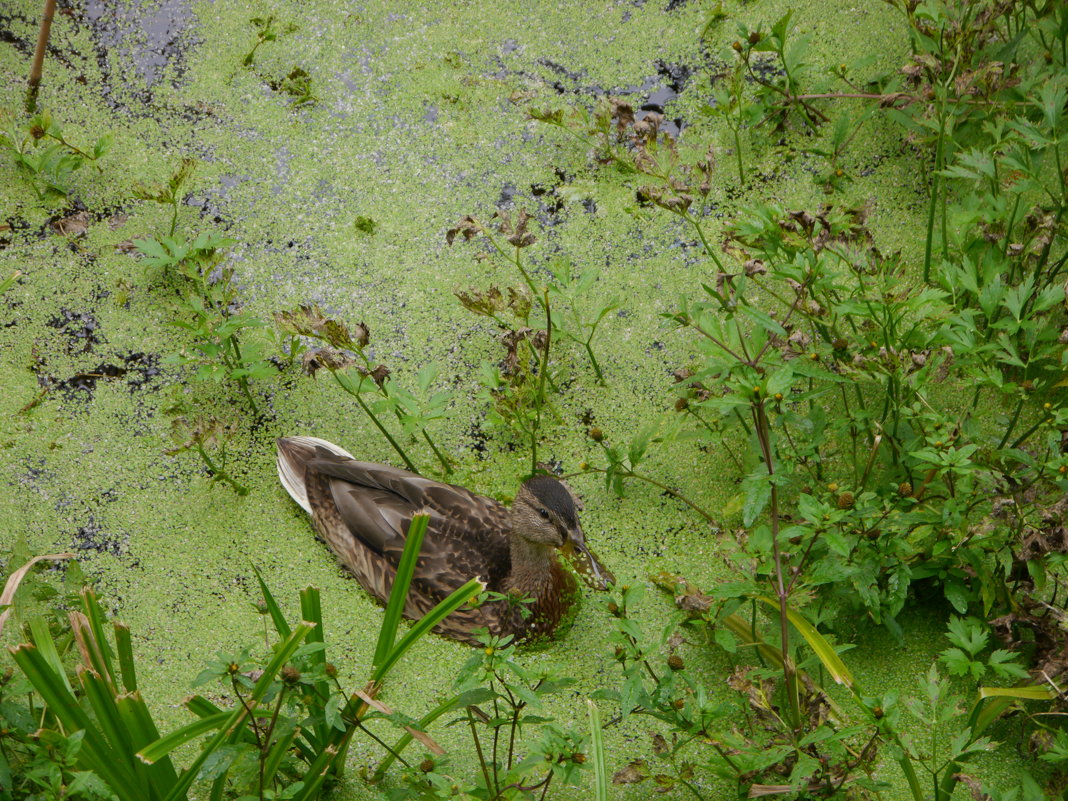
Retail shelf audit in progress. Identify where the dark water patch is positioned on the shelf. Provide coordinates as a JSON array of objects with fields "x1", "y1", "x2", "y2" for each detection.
[
  {"x1": 76, "y1": 0, "x2": 197, "y2": 113},
  {"x1": 48, "y1": 308, "x2": 103, "y2": 354},
  {"x1": 527, "y1": 167, "x2": 572, "y2": 227},
  {"x1": 496, "y1": 182, "x2": 518, "y2": 208},
  {"x1": 0, "y1": 8, "x2": 83, "y2": 70},
  {"x1": 71, "y1": 514, "x2": 127, "y2": 556},
  {"x1": 492, "y1": 52, "x2": 697, "y2": 136},
  {"x1": 37, "y1": 351, "x2": 162, "y2": 401}
]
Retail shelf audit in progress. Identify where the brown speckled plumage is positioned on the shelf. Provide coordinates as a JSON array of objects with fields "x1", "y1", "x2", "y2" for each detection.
[{"x1": 277, "y1": 436, "x2": 609, "y2": 645}]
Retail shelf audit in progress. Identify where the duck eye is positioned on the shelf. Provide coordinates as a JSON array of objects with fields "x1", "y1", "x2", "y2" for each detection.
[{"x1": 538, "y1": 508, "x2": 550, "y2": 520}]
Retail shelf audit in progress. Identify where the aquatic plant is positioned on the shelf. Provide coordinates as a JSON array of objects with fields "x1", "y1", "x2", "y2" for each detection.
[
  {"x1": 0, "y1": 112, "x2": 111, "y2": 199},
  {"x1": 165, "y1": 412, "x2": 250, "y2": 496},
  {"x1": 133, "y1": 158, "x2": 196, "y2": 237},
  {"x1": 135, "y1": 232, "x2": 278, "y2": 416},
  {"x1": 3, "y1": 519, "x2": 483, "y2": 801},
  {"x1": 242, "y1": 15, "x2": 294, "y2": 67},
  {"x1": 385, "y1": 628, "x2": 591, "y2": 800},
  {"x1": 526, "y1": 2, "x2": 1068, "y2": 792},
  {"x1": 449, "y1": 211, "x2": 616, "y2": 473},
  {"x1": 275, "y1": 304, "x2": 455, "y2": 475}
]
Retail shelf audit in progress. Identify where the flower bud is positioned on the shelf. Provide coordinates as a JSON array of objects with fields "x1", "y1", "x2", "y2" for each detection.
[{"x1": 281, "y1": 665, "x2": 302, "y2": 685}]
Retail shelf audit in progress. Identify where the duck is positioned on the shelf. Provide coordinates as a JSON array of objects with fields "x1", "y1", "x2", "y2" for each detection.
[{"x1": 276, "y1": 436, "x2": 612, "y2": 645}]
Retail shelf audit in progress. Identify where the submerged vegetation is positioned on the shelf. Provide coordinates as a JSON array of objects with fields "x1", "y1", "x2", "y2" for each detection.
[{"x1": 1, "y1": 0, "x2": 1068, "y2": 799}]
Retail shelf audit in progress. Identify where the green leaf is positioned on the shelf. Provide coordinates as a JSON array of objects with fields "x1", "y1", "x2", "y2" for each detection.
[
  {"x1": 251, "y1": 564, "x2": 291, "y2": 639},
  {"x1": 742, "y1": 464, "x2": 771, "y2": 527},
  {"x1": 373, "y1": 513, "x2": 430, "y2": 672},
  {"x1": 738, "y1": 304, "x2": 787, "y2": 336},
  {"x1": 588, "y1": 699, "x2": 608, "y2": 801},
  {"x1": 372, "y1": 576, "x2": 484, "y2": 683},
  {"x1": 758, "y1": 598, "x2": 855, "y2": 688}
]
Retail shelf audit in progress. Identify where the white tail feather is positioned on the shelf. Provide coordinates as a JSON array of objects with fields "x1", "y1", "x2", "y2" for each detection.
[{"x1": 276, "y1": 436, "x2": 355, "y2": 515}]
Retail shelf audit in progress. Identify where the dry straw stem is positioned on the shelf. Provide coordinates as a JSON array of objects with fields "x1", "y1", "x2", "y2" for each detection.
[
  {"x1": 354, "y1": 688, "x2": 445, "y2": 755},
  {"x1": 26, "y1": 0, "x2": 57, "y2": 112},
  {"x1": 0, "y1": 552, "x2": 74, "y2": 637}
]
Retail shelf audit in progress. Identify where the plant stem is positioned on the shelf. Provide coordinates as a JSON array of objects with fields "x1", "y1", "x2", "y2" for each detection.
[
  {"x1": 333, "y1": 372, "x2": 419, "y2": 473},
  {"x1": 421, "y1": 430, "x2": 452, "y2": 474},
  {"x1": 752, "y1": 400, "x2": 800, "y2": 729},
  {"x1": 530, "y1": 288, "x2": 552, "y2": 476},
  {"x1": 923, "y1": 109, "x2": 946, "y2": 284},
  {"x1": 582, "y1": 466, "x2": 718, "y2": 525},
  {"x1": 194, "y1": 442, "x2": 249, "y2": 495},
  {"x1": 228, "y1": 338, "x2": 260, "y2": 416},
  {"x1": 467, "y1": 708, "x2": 497, "y2": 799},
  {"x1": 26, "y1": 0, "x2": 56, "y2": 112}
]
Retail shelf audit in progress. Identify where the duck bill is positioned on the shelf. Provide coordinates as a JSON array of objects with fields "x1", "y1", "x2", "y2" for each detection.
[{"x1": 563, "y1": 526, "x2": 614, "y2": 590}]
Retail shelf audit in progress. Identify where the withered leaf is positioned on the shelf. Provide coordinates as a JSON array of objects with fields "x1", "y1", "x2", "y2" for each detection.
[
  {"x1": 302, "y1": 347, "x2": 354, "y2": 376},
  {"x1": 275, "y1": 304, "x2": 367, "y2": 350},
  {"x1": 612, "y1": 760, "x2": 648, "y2": 785},
  {"x1": 53, "y1": 211, "x2": 90, "y2": 237},
  {"x1": 456, "y1": 286, "x2": 506, "y2": 317},
  {"x1": 358, "y1": 363, "x2": 390, "y2": 388},
  {"x1": 650, "y1": 732, "x2": 669, "y2": 756},
  {"x1": 496, "y1": 208, "x2": 536, "y2": 248},
  {"x1": 446, "y1": 215, "x2": 483, "y2": 245}
]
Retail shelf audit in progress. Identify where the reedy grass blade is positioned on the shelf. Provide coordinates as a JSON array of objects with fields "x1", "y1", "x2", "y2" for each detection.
[
  {"x1": 372, "y1": 576, "x2": 484, "y2": 684},
  {"x1": 0, "y1": 552, "x2": 73, "y2": 638},
  {"x1": 587, "y1": 699, "x2": 608, "y2": 801},
  {"x1": 252, "y1": 563, "x2": 291, "y2": 639},
  {"x1": 135, "y1": 711, "x2": 232, "y2": 764},
  {"x1": 114, "y1": 621, "x2": 138, "y2": 692},
  {"x1": 262, "y1": 725, "x2": 299, "y2": 786},
  {"x1": 80, "y1": 587, "x2": 118, "y2": 685},
  {"x1": 185, "y1": 694, "x2": 224, "y2": 717},
  {"x1": 373, "y1": 513, "x2": 429, "y2": 672},
  {"x1": 288, "y1": 744, "x2": 339, "y2": 801},
  {"x1": 720, "y1": 612, "x2": 785, "y2": 670},
  {"x1": 10, "y1": 643, "x2": 142, "y2": 800},
  {"x1": 28, "y1": 615, "x2": 73, "y2": 693},
  {"x1": 977, "y1": 685, "x2": 1053, "y2": 701},
  {"x1": 79, "y1": 667, "x2": 136, "y2": 763},
  {"x1": 117, "y1": 692, "x2": 180, "y2": 791},
  {"x1": 299, "y1": 586, "x2": 330, "y2": 748}
]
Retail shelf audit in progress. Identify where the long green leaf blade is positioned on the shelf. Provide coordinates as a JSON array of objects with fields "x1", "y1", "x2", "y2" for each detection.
[
  {"x1": 10, "y1": 644, "x2": 140, "y2": 800},
  {"x1": 117, "y1": 692, "x2": 180, "y2": 793},
  {"x1": 373, "y1": 576, "x2": 483, "y2": 683},
  {"x1": 28, "y1": 616, "x2": 73, "y2": 693},
  {"x1": 759, "y1": 596, "x2": 855, "y2": 688},
  {"x1": 252, "y1": 564, "x2": 291, "y2": 639},
  {"x1": 136, "y1": 712, "x2": 232, "y2": 764},
  {"x1": 299, "y1": 585, "x2": 330, "y2": 749},
  {"x1": 114, "y1": 622, "x2": 138, "y2": 692},
  {"x1": 587, "y1": 699, "x2": 608, "y2": 801},
  {"x1": 373, "y1": 513, "x2": 429, "y2": 672}
]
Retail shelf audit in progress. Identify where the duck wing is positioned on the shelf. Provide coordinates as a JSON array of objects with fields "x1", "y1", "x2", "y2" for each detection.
[{"x1": 306, "y1": 451, "x2": 512, "y2": 594}]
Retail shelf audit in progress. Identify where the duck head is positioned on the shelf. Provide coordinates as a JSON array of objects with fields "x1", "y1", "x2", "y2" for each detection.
[{"x1": 511, "y1": 476, "x2": 614, "y2": 590}]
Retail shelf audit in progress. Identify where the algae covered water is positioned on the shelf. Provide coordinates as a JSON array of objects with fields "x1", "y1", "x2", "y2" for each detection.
[{"x1": 0, "y1": 0, "x2": 1052, "y2": 798}]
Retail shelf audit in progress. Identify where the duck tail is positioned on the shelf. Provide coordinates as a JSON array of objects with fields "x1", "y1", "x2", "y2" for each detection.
[{"x1": 276, "y1": 436, "x2": 356, "y2": 514}]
